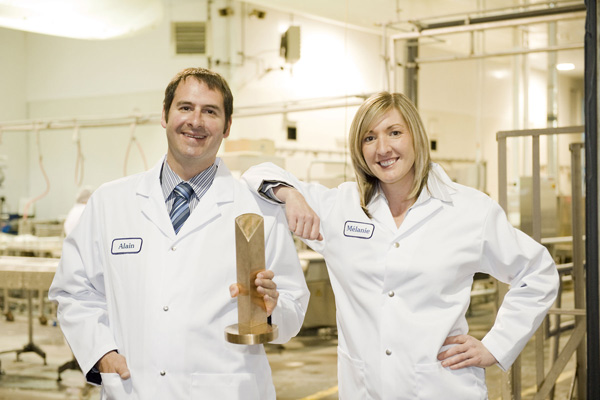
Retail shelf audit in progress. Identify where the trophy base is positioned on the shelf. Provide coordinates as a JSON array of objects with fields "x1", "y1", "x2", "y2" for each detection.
[{"x1": 224, "y1": 324, "x2": 278, "y2": 345}]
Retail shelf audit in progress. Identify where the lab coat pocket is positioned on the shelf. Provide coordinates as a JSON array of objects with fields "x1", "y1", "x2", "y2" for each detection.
[
  {"x1": 190, "y1": 372, "x2": 260, "y2": 400},
  {"x1": 100, "y1": 373, "x2": 135, "y2": 400},
  {"x1": 414, "y1": 362, "x2": 487, "y2": 400},
  {"x1": 337, "y1": 347, "x2": 369, "y2": 400}
]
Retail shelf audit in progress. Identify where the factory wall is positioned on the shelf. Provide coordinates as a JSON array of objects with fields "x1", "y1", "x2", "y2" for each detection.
[
  {"x1": 415, "y1": 49, "x2": 584, "y2": 201},
  {"x1": 418, "y1": 57, "x2": 515, "y2": 200},
  {"x1": 0, "y1": 28, "x2": 30, "y2": 219},
  {"x1": 15, "y1": 0, "x2": 383, "y2": 220},
  {"x1": 0, "y1": 0, "x2": 585, "y2": 223}
]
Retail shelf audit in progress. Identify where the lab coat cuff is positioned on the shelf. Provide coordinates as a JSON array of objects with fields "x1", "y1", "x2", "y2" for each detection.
[
  {"x1": 259, "y1": 180, "x2": 292, "y2": 205},
  {"x1": 82, "y1": 346, "x2": 119, "y2": 386},
  {"x1": 481, "y1": 336, "x2": 510, "y2": 371},
  {"x1": 268, "y1": 304, "x2": 291, "y2": 344},
  {"x1": 269, "y1": 304, "x2": 283, "y2": 330}
]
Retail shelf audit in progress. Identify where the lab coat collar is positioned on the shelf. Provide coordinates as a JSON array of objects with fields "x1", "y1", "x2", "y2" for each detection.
[
  {"x1": 201, "y1": 157, "x2": 235, "y2": 205},
  {"x1": 422, "y1": 163, "x2": 455, "y2": 204},
  {"x1": 172, "y1": 157, "x2": 235, "y2": 238},
  {"x1": 136, "y1": 157, "x2": 235, "y2": 240},
  {"x1": 366, "y1": 163, "x2": 456, "y2": 234},
  {"x1": 136, "y1": 157, "x2": 173, "y2": 238},
  {"x1": 137, "y1": 156, "x2": 166, "y2": 198},
  {"x1": 368, "y1": 163, "x2": 455, "y2": 209}
]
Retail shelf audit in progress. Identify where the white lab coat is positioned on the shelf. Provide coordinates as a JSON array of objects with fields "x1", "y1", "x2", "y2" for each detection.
[
  {"x1": 49, "y1": 157, "x2": 309, "y2": 400},
  {"x1": 242, "y1": 162, "x2": 559, "y2": 400}
]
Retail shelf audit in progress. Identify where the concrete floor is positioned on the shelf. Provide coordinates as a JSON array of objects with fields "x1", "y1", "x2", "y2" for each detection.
[{"x1": 0, "y1": 289, "x2": 579, "y2": 400}]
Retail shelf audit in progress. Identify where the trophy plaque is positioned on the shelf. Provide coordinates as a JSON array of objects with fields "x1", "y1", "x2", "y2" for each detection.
[{"x1": 225, "y1": 213, "x2": 278, "y2": 344}]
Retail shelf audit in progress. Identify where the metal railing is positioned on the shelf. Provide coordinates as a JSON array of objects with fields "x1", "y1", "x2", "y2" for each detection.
[{"x1": 497, "y1": 125, "x2": 586, "y2": 400}]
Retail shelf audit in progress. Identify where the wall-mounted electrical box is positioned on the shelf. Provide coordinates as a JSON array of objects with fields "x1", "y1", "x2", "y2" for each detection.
[{"x1": 280, "y1": 26, "x2": 301, "y2": 63}]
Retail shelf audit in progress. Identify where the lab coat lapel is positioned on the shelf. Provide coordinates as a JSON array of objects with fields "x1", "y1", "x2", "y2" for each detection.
[
  {"x1": 396, "y1": 164, "x2": 456, "y2": 237},
  {"x1": 175, "y1": 158, "x2": 235, "y2": 238},
  {"x1": 397, "y1": 196, "x2": 443, "y2": 237},
  {"x1": 370, "y1": 193, "x2": 444, "y2": 237},
  {"x1": 137, "y1": 157, "x2": 175, "y2": 239},
  {"x1": 368, "y1": 194, "x2": 398, "y2": 235},
  {"x1": 369, "y1": 163, "x2": 456, "y2": 237}
]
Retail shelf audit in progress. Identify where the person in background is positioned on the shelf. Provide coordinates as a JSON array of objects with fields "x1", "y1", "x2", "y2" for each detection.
[
  {"x1": 49, "y1": 67, "x2": 309, "y2": 400},
  {"x1": 63, "y1": 186, "x2": 93, "y2": 236},
  {"x1": 242, "y1": 91, "x2": 559, "y2": 399}
]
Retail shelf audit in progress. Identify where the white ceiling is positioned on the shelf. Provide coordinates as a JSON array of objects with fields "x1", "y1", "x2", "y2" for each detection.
[{"x1": 0, "y1": 0, "x2": 163, "y2": 39}]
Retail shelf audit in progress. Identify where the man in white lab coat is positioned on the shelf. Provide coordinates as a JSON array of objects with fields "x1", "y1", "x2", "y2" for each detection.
[{"x1": 49, "y1": 67, "x2": 309, "y2": 400}]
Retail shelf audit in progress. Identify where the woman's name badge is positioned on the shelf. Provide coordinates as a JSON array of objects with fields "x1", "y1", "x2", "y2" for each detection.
[{"x1": 343, "y1": 221, "x2": 374, "y2": 239}]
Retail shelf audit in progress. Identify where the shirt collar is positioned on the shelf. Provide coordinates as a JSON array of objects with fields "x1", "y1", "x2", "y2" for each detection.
[{"x1": 160, "y1": 158, "x2": 218, "y2": 201}]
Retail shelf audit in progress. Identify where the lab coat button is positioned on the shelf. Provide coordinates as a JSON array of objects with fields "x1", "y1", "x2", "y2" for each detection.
[
  {"x1": 385, "y1": 349, "x2": 392, "y2": 356},
  {"x1": 393, "y1": 242, "x2": 399, "y2": 248},
  {"x1": 171, "y1": 246, "x2": 177, "y2": 251},
  {"x1": 163, "y1": 306, "x2": 169, "y2": 311},
  {"x1": 160, "y1": 370, "x2": 166, "y2": 376},
  {"x1": 388, "y1": 291, "x2": 395, "y2": 297}
]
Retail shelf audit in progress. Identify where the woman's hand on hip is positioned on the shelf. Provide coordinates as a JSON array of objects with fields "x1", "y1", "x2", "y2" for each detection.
[{"x1": 437, "y1": 334, "x2": 498, "y2": 369}]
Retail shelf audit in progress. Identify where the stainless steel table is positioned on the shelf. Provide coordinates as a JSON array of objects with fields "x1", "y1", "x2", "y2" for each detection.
[{"x1": 0, "y1": 256, "x2": 58, "y2": 371}]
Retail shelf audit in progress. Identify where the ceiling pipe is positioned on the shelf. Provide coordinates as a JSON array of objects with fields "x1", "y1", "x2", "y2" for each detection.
[
  {"x1": 421, "y1": 4, "x2": 585, "y2": 30},
  {"x1": 0, "y1": 95, "x2": 370, "y2": 132},
  {"x1": 414, "y1": 43, "x2": 583, "y2": 64},
  {"x1": 390, "y1": 4, "x2": 585, "y2": 40}
]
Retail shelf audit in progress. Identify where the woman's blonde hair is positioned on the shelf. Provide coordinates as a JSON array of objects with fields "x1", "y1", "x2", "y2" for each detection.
[{"x1": 349, "y1": 92, "x2": 431, "y2": 217}]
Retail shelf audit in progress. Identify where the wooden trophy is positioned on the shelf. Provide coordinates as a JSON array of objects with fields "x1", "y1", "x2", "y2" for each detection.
[{"x1": 225, "y1": 213, "x2": 278, "y2": 344}]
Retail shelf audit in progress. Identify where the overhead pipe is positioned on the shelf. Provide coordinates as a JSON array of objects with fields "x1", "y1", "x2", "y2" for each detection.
[
  {"x1": 0, "y1": 95, "x2": 370, "y2": 132},
  {"x1": 390, "y1": 4, "x2": 585, "y2": 40},
  {"x1": 420, "y1": 4, "x2": 585, "y2": 30},
  {"x1": 414, "y1": 43, "x2": 583, "y2": 64}
]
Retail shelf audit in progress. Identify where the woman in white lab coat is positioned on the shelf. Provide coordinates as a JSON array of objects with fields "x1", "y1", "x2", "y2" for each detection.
[{"x1": 242, "y1": 91, "x2": 559, "y2": 400}]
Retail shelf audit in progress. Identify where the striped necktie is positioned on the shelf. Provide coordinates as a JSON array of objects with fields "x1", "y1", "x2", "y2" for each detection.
[{"x1": 170, "y1": 182, "x2": 194, "y2": 234}]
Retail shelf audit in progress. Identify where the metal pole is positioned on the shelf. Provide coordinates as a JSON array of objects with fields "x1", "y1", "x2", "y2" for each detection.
[
  {"x1": 389, "y1": 30, "x2": 397, "y2": 92},
  {"x1": 584, "y1": 1, "x2": 600, "y2": 398},
  {"x1": 546, "y1": 19, "x2": 559, "y2": 400},
  {"x1": 404, "y1": 39, "x2": 418, "y2": 106},
  {"x1": 530, "y1": 133, "x2": 543, "y2": 400},
  {"x1": 570, "y1": 142, "x2": 587, "y2": 400},
  {"x1": 547, "y1": 21, "x2": 558, "y2": 184},
  {"x1": 532, "y1": 134, "x2": 541, "y2": 242},
  {"x1": 497, "y1": 135, "x2": 517, "y2": 400},
  {"x1": 498, "y1": 136, "x2": 508, "y2": 211}
]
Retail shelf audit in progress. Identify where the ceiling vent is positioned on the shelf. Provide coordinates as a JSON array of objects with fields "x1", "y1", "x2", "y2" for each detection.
[{"x1": 172, "y1": 22, "x2": 207, "y2": 55}]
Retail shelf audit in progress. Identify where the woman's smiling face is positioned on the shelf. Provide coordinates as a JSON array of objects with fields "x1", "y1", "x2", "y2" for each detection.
[{"x1": 361, "y1": 107, "x2": 415, "y2": 194}]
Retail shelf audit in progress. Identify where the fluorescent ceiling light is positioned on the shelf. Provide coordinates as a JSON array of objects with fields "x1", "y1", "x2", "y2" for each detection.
[
  {"x1": 556, "y1": 63, "x2": 575, "y2": 71},
  {"x1": 0, "y1": 0, "x2": 163, "y2": 40},
  {"x1": 490, "y1": 69, "x2": 508, "y2": 79}
]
